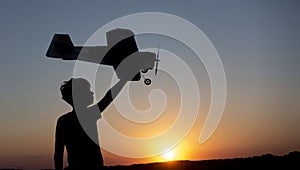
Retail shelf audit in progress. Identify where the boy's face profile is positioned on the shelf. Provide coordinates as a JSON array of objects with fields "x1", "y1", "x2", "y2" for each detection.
[
  {"x1": 60, "y1": 78, "x2": 94, "y2": 108},
  {"x1": 74, "y1": 83, "x2": 94, "y2": 107}
]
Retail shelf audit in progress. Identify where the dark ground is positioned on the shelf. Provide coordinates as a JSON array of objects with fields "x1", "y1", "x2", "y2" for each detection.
[
  {"x1": 1, "y1": 151, "x2": 299, "y2": 170},
  {"x1": 106, "y1": 151, "x2": 300, "y2": 170}
]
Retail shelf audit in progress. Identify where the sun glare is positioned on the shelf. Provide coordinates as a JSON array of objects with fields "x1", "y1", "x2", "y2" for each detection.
[{"x1": 163, "y1": 150, "x2": 174, "y2": 160}]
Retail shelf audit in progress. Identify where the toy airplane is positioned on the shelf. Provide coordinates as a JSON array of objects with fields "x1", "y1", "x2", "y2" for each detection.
[{"x1": 46, "y1": 28, "x2": 159, "y2": 85}]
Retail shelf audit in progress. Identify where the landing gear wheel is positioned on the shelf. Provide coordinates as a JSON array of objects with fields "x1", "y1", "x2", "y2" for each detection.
[
  {"x1": 144, "y1": 78, "x2": 151, "y2": 85},
  {"x1": 141, "y1": 69, "x2": 148, "y2": 73}
]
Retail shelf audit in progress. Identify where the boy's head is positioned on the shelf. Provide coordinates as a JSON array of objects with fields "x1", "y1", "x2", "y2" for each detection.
[{"x1": 60, "y1": 78, "x2": 94, "y2": 107}]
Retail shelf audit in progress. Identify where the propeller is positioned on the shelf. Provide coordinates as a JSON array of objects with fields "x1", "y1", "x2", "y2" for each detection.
[{"x1": 155, "y1": 45, "x2": 160, "y2": 76}]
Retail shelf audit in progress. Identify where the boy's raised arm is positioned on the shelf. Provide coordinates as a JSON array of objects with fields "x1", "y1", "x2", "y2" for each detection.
[{"x1": 97, "y1": 79, "x2": 128, "y2": 113}]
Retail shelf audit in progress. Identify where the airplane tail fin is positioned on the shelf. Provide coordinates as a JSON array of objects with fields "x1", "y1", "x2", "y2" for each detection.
[{"x1": 46, "y1": 34, "x2": 76, "y2": 60}]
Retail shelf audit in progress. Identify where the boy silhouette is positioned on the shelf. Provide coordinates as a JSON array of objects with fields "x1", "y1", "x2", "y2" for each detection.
[{"x1": 54, "y1": 78, "x2": 127, "y2": 170}]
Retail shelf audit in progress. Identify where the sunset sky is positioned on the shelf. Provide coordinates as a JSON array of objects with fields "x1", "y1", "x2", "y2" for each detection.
[{"x1": 1, "y1": 1, "x2": 300, "y2": 169}]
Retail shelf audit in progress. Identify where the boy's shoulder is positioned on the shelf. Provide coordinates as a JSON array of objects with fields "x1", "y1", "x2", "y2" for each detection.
[{"x1": 58, "y1": 111, "x2": 75, "y2": 121}]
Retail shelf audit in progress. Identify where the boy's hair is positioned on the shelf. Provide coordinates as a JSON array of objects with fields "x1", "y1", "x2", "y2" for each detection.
[{"x1": 60, "y1": 78, "x2": 90, "y2": 106}]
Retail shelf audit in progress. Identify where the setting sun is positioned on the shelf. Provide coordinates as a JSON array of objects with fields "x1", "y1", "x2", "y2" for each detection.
[{"x1": 163, "y1": 150, "x2": 174, "y2": 160}]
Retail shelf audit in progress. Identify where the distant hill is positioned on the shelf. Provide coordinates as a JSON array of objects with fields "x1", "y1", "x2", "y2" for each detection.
[
  {"x1": 106, "y1": 151, "x2": 300, "y2": 170},
  {"x1": 1, "y1": 151, "x2": 299, "y2": 170}
]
